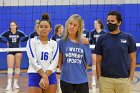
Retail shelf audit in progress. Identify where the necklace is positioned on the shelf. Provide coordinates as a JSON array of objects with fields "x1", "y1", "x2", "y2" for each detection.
[{"x1": 41, "y1": 40, "x2": 48, "y2": 45}]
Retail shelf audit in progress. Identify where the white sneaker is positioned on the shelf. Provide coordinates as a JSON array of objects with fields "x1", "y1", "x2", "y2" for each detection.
[
  {"x1": 13, "y1": 79, "x2": 20, "y2": 90},
  {"x1": 6, "y1": 84, "x2": 12, "y2": 91},
  {"x1": 13, "y1": 83, "x2": 19, "y2": 90}
]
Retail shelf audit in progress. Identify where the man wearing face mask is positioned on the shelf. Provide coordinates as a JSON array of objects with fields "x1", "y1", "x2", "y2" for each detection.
[{"x1": 95, "y1": 11, "x2": 136, "y2": 93}]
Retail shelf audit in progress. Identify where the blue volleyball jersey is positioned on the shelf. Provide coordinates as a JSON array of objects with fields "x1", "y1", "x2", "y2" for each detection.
[
  {"x1": 83, "y1": 29, "x2": 90, "y2": 38},
  {"x1": 51, "y1": 34, "x2": 62, "y2": 42},
  {"x1": 90, "y1": 29, "x2": 106, "y2": 44},
  {"x1": 29, "y1": 32, "x2": 39, "y2": 38},
  {"x1": 59, "y1": 39, "x2": 92, "y2": 84},
  {"x1": 95, "y1": 32, "x2": 136, "y2": 78},
  {"x1": 0, "y1": 30, "x2": 28, "y2": 48}
]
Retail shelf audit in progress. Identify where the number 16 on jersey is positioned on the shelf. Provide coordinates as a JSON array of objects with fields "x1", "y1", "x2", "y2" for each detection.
[{"x1": 41, "y1": 52, "x2": 48, "y2": 60}]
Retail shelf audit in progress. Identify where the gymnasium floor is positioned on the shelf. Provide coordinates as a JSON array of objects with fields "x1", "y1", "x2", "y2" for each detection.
[{"x1": 0, "y1": 70, "x2": 140, "y2": 93}]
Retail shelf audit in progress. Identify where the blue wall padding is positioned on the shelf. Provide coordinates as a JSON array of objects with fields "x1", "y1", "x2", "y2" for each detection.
[{"x1": 0, "y1": 4, "x2": 140, "y2": 69}]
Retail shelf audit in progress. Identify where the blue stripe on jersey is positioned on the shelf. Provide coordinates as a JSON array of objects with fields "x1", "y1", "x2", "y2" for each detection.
[
  {"x1": 52, "y1": 43, "x2": 58, "y2": 60},
  {"x1": 29, "y1": 39, "x2": 34, "y2": 58}
]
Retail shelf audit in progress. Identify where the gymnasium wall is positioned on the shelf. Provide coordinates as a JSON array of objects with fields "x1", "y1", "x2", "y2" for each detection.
[{"x1": 0, "y1": 0, "x2": 140, "y2": 69}]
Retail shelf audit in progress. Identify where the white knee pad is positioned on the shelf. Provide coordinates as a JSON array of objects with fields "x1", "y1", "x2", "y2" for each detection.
[
  {"x1": 15, "y1": 68, "x2": 20, "y2": 74},
  {"x1": 7, "y1": 68, "x2": 13, "y2": 74},
  {"x1": 92, "y1": 65, "x2": 96, "y2": 70}
]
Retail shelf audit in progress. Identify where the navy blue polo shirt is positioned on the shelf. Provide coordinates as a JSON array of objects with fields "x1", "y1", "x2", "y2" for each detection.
[{"x1": 95, "y1": 32, "x2": 136, "y2": 78}]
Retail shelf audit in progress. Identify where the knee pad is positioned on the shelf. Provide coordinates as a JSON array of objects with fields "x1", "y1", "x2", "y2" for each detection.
[
  {"x1": 92, "y1": 65, "x2": 96, "y2": 70},
  {"x1": 7, "y1": 68, "x2": 13, "y2": 74},
  {"x1": 15, "y1": 68, "x2": 20, "y2": 74}
]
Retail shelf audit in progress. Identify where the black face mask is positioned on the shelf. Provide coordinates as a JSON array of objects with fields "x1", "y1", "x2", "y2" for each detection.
[{"x1": 107, "y1": 22, "x2": 118, "y2": 32}]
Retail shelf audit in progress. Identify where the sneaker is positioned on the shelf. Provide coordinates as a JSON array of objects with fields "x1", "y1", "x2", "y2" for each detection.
[
  {"x1": 6, "y1": 84, "x2": 12, "y2": 91},
  {"x1": 13, "y1": 83, "x2": 19, "y2": 90},
  {"x1": 13, "y1": 79, "x2": 20, "y2": 90}
]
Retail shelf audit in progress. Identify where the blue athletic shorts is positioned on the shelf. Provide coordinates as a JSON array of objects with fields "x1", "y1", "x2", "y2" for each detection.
[{"x1": 28, "y1": 72, "x2": 57, "y2": 87}]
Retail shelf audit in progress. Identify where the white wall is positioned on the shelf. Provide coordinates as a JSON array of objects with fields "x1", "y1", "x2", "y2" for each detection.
[{"x1": 0, "y1": 0, "x2": 139, "y2": 6}]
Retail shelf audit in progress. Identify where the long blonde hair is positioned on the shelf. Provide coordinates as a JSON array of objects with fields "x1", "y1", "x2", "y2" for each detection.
[{"x1": 63, "y1": 14, "x2": 84, "y2": 43}]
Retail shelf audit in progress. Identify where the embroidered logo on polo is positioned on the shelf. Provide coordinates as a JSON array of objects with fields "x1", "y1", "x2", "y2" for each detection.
[{"x1": 120, "y1": 39, "x2": 127, "y2": 43}]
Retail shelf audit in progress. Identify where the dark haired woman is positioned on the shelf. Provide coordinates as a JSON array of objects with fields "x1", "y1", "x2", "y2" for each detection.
[
  {"x1": 26, "y1": 13, "x2": 59, "y2": 93},
  {"x1": 89, "y1": 19, "x2": 106, "y2": 86},
  {"x1": 0, "y1": 21, "x2": 28, "y2": 90}
]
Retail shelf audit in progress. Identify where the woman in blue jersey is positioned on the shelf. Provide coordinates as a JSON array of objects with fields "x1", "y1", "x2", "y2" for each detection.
[
  {"x1": 83, "y1": 21, "x2": 90, "y2": 39},
  {"x1": 0, "y1": 21, "x2": 28, "y2": 90},
  {"x1": 89, "y1": 19, "x2": 106, "y2": 85},
  {"x1": 29, "y1": 20, "x2": 40, "y2": 38},
  {"x1": 26, "y1": 13, "x2": 59, "y2": 93},
  {"x1": 51, "y1": 24, "x2": 64, "y2": 42},
  {"x1": 58, "y1": 14, "x2": 92, "y2": 93},
  {"x1": 51, "y1": 24, "x2": 64, "y2": 74},
  {"x1": 90, "y1": 19, "x2": 106, "y2": 45}
]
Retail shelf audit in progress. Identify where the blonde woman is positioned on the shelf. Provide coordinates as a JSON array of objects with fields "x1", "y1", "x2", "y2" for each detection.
[{"x1": 58, "y1": 14, "x2": 92, "y2": 93}]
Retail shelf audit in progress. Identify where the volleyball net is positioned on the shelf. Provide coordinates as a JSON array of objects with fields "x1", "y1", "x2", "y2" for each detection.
[
  {"x1": 0, "y1": 43, "x2": 140, "y2": 52},
  {"x1": 0, "y1": 43, "x2": 140, "y2": 70}
]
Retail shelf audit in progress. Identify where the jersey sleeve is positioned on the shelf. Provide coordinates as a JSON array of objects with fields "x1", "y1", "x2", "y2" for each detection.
[
  {"x1": 19, "y1": 31, "x2": 28, "y2": 42},
  {"x1": 51, "y1": 35, "x2": 56, "y2": 41},
  {"x1": 21, "y1": 35, "x2": 28, "y2": 42},
  {"x1": 26, "y1": 38, "x2": 42, "y2": 71},
  {"x1": 47, "y1": 41, "x2": 59, "y2": 73},
  {"x1": 1, "y1": 31, "x2": 8, "y2": 37},
  {"x1": 29, "y1": 32, "x2": 34, "y2": 38},
  {"x1": 18, "y1": 30, "x2": 25, "y2": 36},
  {"x1": 0, "y1": 31, "x2": 8, "y2": 43}
]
